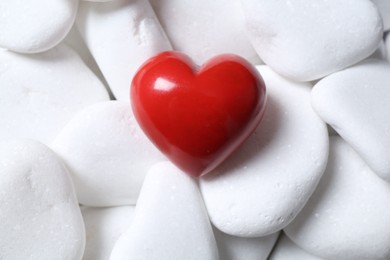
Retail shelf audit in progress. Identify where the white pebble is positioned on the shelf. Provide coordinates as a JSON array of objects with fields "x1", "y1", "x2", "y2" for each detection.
[
  {"x1": 150, "y1": 0, "x2": 261, "y2": 65},
  {"x1": 0, "y1": 139, "x2": 85, "y2": 260},
  {"x1": 82, "y1": 206, "x2": 136, "y2": 260},
  {"x1": 0, "y1": 44, "x2": 109, "y2": 145},
  {"x1": 268, "y1": 233, "x2": 323, "y2": 260},
  {"x1": 200, "y1": 66, "x2": 328, "y2": 237},
  {"x1": 241, "y1": 0, "x2": 383, "y2": 81},
  {"x1": 52, "y1": 101, "x2": 165, "y2": 207},
  {"x1": 214, "y1": 227, "x2": 279, "y2": 260},
  {"x1": 76, "y1": 0, "x2": 172, "y2": 101},
  {"x1": 285, "y1": 136, "x2": 390, "y2": 260},
  {"x1": 0, "y1": 0, "x2": 78, "y2": 53},
  {"x1": 312, "y1": 59, "x2": 390, "y2": 181},
  {"x1": 110, "y1": 161, "x2": 219, "y2": 260}
]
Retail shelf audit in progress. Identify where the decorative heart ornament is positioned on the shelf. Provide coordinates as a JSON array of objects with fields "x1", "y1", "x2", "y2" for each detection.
[{"x1": 131, "y1": 51, "x2": 267, "y2": 177}]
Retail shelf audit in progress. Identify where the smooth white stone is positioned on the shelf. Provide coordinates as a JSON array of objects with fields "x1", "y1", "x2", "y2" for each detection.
[
  {"x1": 285, "y1": 137, "x2": 390, "y2": 260},
  {"x1": 82, "y1": 206, "x2": 136, "y2": 260},
  {"x1": 0, "y1": 0, "x2": 78, "y2": 53},
  {"x1": 311, "y1": 59, "x2": 390, "y2": 181},
  {"x1": 110, "y1": 161, "x2": 219, "y2": 260},
  {"x1": 76, "y1": 0, "x2": 172, "y2": 101},
  {"x1": 241, "y1": 0, "x2": 383, "y2": 81},
  {"x1": 268, "y1": 233, "x2": 323, "y2": 260},
  {"x1": 214, "y1": 226, "x2": 279, "y2": 260},
  {"x1": 150, "y1": 0, "x2": 261, "y2": 65},
  {"x1": 0, "y1": 44, "x2": 109, "y2": 145},
  {"x1": 0, "y1": 139, "x2": 85, "y2": 260},
  {"x1": 372, "y1": 0, "x2": 390, "y2": 31},
  {"x1": 200, "y1": 66, "x2": 328, "y2": 237},
  {"x1": 52, "y1": 101, "x2": 165, "y2": 207}
]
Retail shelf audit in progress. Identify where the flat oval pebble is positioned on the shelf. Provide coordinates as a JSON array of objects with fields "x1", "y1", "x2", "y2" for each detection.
[
  {"x1": 0, "y1": 0, "x2": 78, "y2": 53},
  {"x1": 240, "y1": 0, "x2": 383, "y2": 81},
  {"x1": 52, "y1": 101, "x2": 165, "y2": 207},
  {"x1": 268, "y1": 233, "x2": 323, "y2": 260},
  {"x1": 311, "y1": 59, "x2": 390, "y2": 181},
  {"x1": 150, "y1": 0, "x2": 261, "y2": 65},
  {"x1": 213, "y1": 226, "x2": 279, "y2": 260},
  {"x1": 76, "y1": 0, "x2": 172, "y2": 101},
  {"x1": 110, "y1": 161, "x2": 219, "y2": 260},
  {"x1": 0, "y1": 44, "x2": 109, "y2": 145},
  {"x1": 82, "y1": 206, "x2": 136, "y2": 260},
  {"x1": 200, "y1": 66, "x2": 329, "y2": 237},
  {"x1": 0, "y1": 139, "x2": 85, "y2": 260},
  {"x1": 284, "y1": 136, "x2": 390, "y2": 260}
]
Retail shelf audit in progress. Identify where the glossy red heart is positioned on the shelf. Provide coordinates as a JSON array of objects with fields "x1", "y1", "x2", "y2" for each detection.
[{"x1": 131, "y1": 51, "x2": 267, "y2": 177}]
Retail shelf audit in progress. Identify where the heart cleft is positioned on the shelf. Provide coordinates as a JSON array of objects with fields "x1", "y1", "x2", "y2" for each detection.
[{"x1": 131, "y1": 51, "x2": 267, "y2": 177}]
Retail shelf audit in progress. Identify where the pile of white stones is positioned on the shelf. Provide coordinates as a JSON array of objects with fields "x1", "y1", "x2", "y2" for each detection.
[{"x1": 1, "y1": 0, "x2": 390, "y2": 259}]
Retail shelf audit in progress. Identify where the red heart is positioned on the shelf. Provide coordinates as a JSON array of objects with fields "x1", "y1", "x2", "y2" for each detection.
[{"x1": 131, "y1": 51, "x2": 267, "y2": 177}]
